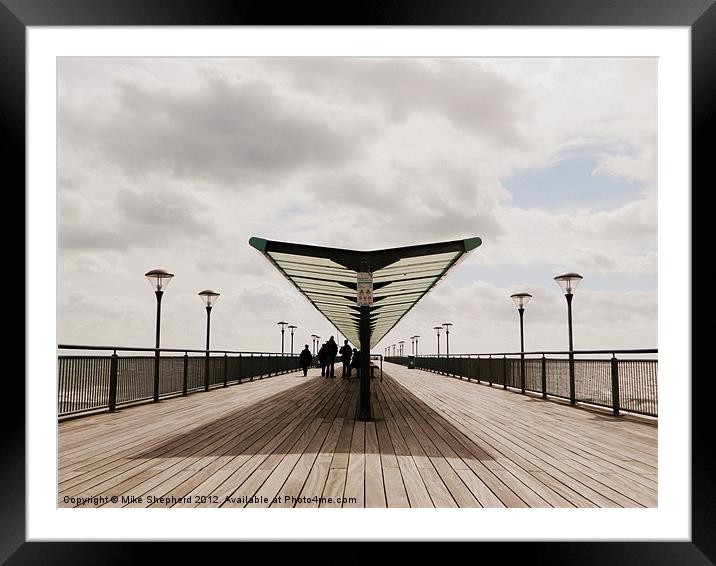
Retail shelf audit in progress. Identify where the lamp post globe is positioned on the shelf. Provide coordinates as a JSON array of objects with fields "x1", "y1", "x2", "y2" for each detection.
[
  {"x1": 554, "y1": 273, "x2": 583, "y2": 405},
  {"x1": 145, "y1": 269, "x2": 174, "y2": 403},
  {"x1": 510, "y1": 292, "x2": 532, "y2": 394}
]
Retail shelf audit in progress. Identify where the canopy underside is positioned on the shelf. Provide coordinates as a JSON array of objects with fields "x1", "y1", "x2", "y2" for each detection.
[{"x1": 249, "y1": 237, "x2": 481, "y2": 349}]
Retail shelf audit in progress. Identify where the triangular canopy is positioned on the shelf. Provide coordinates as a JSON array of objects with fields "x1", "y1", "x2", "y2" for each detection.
[{"x1": 249, "y1": 237, "x2": 481, "y2": 349}]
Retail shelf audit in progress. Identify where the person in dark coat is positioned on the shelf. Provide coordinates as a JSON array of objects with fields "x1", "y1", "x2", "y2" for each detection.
[
  {"x1": 299, "y1": 344, "x2": 312, "y2": 377},
  {"x1": 325, "y1": 336, "x2": 338, "y2": 378},
  {"x1": 350, "y1": 348, "x2": 360, "y2": 378},
  {"x1": 317, "y1": 343, "x2": 328, "y2": 377},
  {"x1": 339, "y1": 339, "x2": 352, "y2": 379}
]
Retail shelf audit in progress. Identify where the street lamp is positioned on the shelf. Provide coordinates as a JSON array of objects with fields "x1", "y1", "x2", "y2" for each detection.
[
  {"x1": 145, "y1": 269, "x2": 174, "y2": 403},
  {"x1": 442, "y1": 323, "x2": 453, "y2": 357},
  {"x1": 510, "y1": 293, "x2": 532, "y2": 394},
  {"x1": 199, "y1": 290, "x2": 220, "y2": 391},
  {"x1": 277, "y1": 321, "x2": 288, "y2": 354},
  {"x1": 554, "y1": 273, "x2": 583, "y2": 405},
  {"x1": 433, "y1": 326, "x2": 442, "y2": 356},
  {"x1": 288, "y1": 325, "x2": 297, "y2": 354}
]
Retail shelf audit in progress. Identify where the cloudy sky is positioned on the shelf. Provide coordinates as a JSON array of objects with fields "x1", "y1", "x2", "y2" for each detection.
[{"x1": 57, "y1": 57, "x2": 657, "y2": 355}]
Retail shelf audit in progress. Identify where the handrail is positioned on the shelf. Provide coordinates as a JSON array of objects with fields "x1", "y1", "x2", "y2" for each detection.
[
  {"x1": 409, "y1": 348, "x2": 657, "y2": 357},
  {"x1": 58, "y1": 344, "x2": 297, "y2": 355}
]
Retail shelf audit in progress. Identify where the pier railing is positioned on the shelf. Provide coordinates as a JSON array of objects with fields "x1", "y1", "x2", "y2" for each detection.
[
  {"x1": 57, "y1": 345, "x2": 301, "y2": 418},
  {"x1": 385, "y1": 349, "x2": 657, "y2": 417}
]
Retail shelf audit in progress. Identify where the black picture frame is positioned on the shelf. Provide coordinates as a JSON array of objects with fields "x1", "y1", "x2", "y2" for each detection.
[{"x1": 5, "y1": 0, "x2": 712, "y2": 563}]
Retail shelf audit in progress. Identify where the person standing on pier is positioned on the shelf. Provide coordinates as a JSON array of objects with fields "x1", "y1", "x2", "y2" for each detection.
[
  {"x1": 351, "y1": 348, "x2": 360, "y2": 378},
  {"x1": 317, "y1": 342, "x2": 328, "y2": 377},
  {"x1": 339, "y1": 339, "x2": 352, "y2": 379},
  {"x1": 325, "y1": 336, "x2": 338, "y2": 378},
  {"x1": 299, "y1": 344, "x2": 312, "y2": 377}
]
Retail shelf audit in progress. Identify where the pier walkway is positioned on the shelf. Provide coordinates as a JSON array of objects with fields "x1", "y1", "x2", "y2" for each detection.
[{"x1": 58, "y1": 363, "x2": 657, "y2": 508}]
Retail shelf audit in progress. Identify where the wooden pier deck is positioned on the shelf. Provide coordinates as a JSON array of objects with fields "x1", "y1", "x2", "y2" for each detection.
[{"x1": 58, "y1": 362, "x2": 657, "y2": 508}]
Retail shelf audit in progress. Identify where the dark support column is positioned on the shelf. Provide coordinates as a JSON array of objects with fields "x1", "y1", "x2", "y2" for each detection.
[
  {"x1": 358, "y1": 304, "x2": 372, "y2": 422},
  {"x1": 182, "y1": 352, "x2": 188, "y2": 396},
  {"x1": 519, "y1": 307, "x2": 526, "y2": 394},
  {"x1": 204, "y1": 306, "x2": 212, "y2": 392},
  {"x1": 541, "y1": 354, "x2": 547, "y2": 399},
  {"x1": 566, "y1": 293, "x2": 576, "y2": 405},
  {"x1": 223, "y1": 353, "x2": 228, "y2": 387},
  {"x1": 108, "y1": 351, "x2": 118, "y2": 413},
  {"x1": 611, "y1": 354, "x2": 620, "y2": 416},
  {"x1": 153, "y1": 290, "x2": 163, "y2": 403}
]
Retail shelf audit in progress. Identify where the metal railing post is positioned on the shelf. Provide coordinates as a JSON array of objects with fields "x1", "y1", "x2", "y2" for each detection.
[
  {"x1": 108, "y1": 350, "x2": 118, "y2": 413},
  {"x1": 204, "y1": 351, "x2": 210, "y2": 392},
  {"x1": 488, "y1": 355, "x2": 493, "y2": 386},
  {"x1": 611, "y1": 353, "x2": 620, "y2": 416},
  {"x1": 503, "y1": 355, "x2": 507, "y2": 390},
  {"x1": 541, "y1": 354, "x2": 547, "y2": 399},
  {"x1": 223, "y1": 353, "x2": 228, "y2": 387},
  {"x1": 238, "y1": 353, "x2": 242, "y2": 384},
  {"x1": 182, "y1": 352, "x2": 188, "y2": 396},
  {"x1": 153, "y1": 348, "x2": 161, "y2": 403}
]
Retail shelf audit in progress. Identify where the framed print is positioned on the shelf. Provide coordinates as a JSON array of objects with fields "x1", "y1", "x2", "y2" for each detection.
[{"x1": 6, "y1": 0, "x2": 713, "y2": 563}]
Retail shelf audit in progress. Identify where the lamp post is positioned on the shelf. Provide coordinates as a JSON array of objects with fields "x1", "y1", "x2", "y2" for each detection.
[
  {"x1": 433, "y1": 326, "x2": 442, "y2": 356},
  {"x1": 145, "y1": 269, "x2": 174, "y2": 403},
  {"x1": 288, "y1": 325, "x2": 297, "y2": 354},
  {"x1": 510, "y1": 293, "x2": 532, "y2": 394},
  {"x1": 199, "y1": 290, "x2": 220, "y2": 391},
  {"x1": 277, "y1": 321, "x2": 288, "y2": 354},
  {"x1": 410, "y1": 336, "x2": 415, "y2": 355},
  {"x1": 554, "y1": 273, "x2": 583, "y2": 405},
  {"x1": 311, "y1": 334, "x2": 319, "y2": 354},
  {"x1": 442, "y1": 323, "x2": 453, "y2": 357}
]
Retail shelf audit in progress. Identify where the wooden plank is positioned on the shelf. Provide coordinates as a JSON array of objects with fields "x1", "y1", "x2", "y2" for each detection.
[{"x1": 343, "y1": 421, "x2": 365, "y2": 507}]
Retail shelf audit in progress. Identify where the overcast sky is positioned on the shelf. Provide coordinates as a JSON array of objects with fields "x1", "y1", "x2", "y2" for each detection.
[{"x1": 57, "y1": 57, "x2": 657, "y2": 355}]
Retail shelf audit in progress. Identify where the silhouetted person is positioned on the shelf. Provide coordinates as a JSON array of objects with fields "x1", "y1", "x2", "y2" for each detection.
[
  {"x1": 299, "y1": 344, "x2": 312, "y2": 377},
  {"x1": 339, "y1": 339, "x2": 352, "y2": 378},
  {"x1": 317, "y1": 343, "x2": 328, "y2": 377},
  {"x1": 351, "y1": 348, "x2": 360, "y2": 378},
  {"x1": 325, "y1": 336, "x2": 338, "y2": 378}
]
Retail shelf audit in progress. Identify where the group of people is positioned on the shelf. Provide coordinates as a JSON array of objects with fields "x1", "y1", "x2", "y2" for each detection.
[{"x1": 298, "y1": 336, "x2": 361, "y2": 378}]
